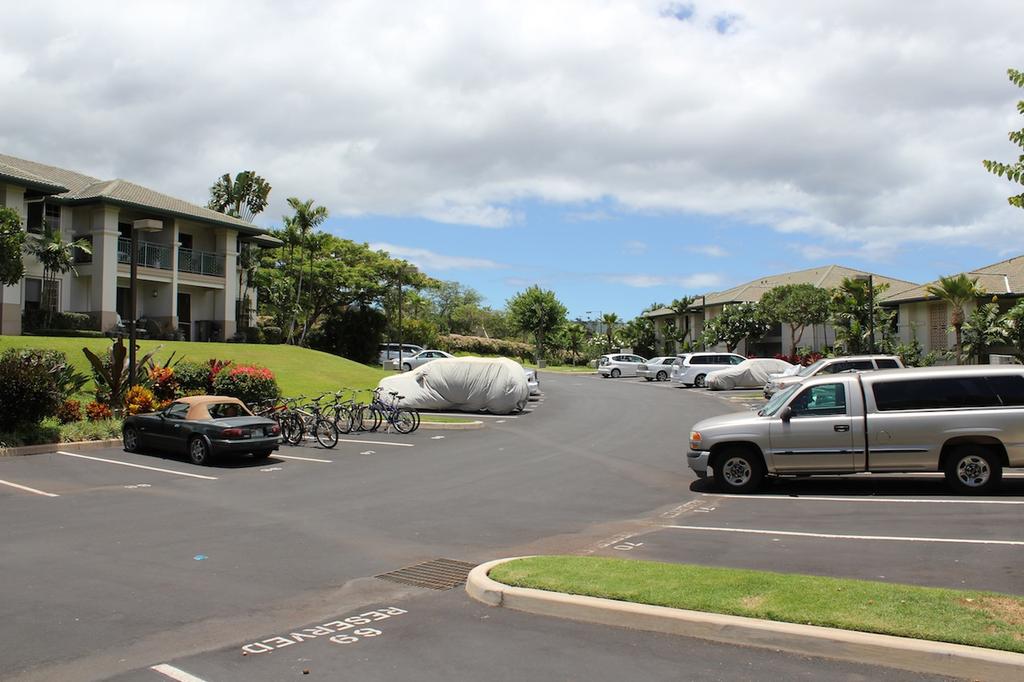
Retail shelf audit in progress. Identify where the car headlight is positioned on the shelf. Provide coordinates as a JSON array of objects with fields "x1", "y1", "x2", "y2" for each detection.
[{"x1": 689, "y1": 431, "x2": 702, "y2": 449}]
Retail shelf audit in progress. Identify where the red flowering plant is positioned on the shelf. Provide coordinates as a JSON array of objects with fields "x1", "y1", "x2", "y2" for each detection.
[
  {"x1": 148, "y1": 366, "x2": 177, "y2": 401},
  {"x1": 211, "y1": 364, "x2": 280, "y2": 406},
  {"x1": 85, "y1": 401, "x2": 113, "y2": 422}
]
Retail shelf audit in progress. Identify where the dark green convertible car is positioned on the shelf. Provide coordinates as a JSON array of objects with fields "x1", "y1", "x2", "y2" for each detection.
[{"x1": 122, "y1": 395, "x2": 281, "y2": 465}]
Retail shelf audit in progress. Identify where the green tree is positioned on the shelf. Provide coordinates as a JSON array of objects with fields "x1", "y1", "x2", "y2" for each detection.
[
  {"x1": 507, "y1": 286, "x2": 568, "y2": 363},
  {"x1": 601, "y1": 312, "x2": 621, "y2": 351},
  {"x1": 25, "y1": 223, "x2": 92, "y2": 326},
  {"x1": 0, "y1": 206, "x2": 25, "y2": 286},
  {"x1": 431, "y1": 280, "x2": 483, "y2": 333},
  {"x1": 619, "y1": 316, "x2": 657, "y2": 357},
  {"x1": 960, "y1": 297, "x2": 1009, "y2": 364},
  {"x1": 760, "y1": 284, "x2": 831, "y2": 350},
  {"x1": 283, "y1": 197, "x2": 328, "y2": 343},
  {"x1": 982, "y1": 68, "x2": 1024, "y2": 210},
  {"x1": 699, "y1": 302, "x2": 771, "y2": 353},
  {"x1": 207, "y1": 171, "x2": 272, "y2": 223},
  {"x1": 1002, "y1": 299, "x2": 1024, "y2": 361},
  {"x1": 925, "y1": 273, "x2": 985, "y2": 365},
  {"x1": 562, "y1": 322, "x2": 588, "y2": 365},
  {"x1": 829, "y1": 277, "x2": 894, "y2": 355}
]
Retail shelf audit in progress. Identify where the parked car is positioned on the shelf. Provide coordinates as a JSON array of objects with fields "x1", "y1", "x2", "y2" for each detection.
[
  {"x1": 763, "y1": 355, "x2": 904, "y2": 398},
  {"x1": 637, "y1": 356, "x2": 678, "y2": 382},
  {"x1": 524, "y1": 368, "x2": 541, "y2": 395},
  {"x1": 688, "y1": 365, "x2": 1024, "y2": 494},
  {"x1": 598, "y1": 353, "x2": 648, "y2": 378},
  {"x1": 390, "y1": 349, "x2": 455, "y2": 371},
  {"x1": 706, "y1": 358, "x2": 795, "y2": 391},
  {"x1": 378, "y1": 343, "x2": 425, "y2": 365},
  {"x1": 122, "y1": 396, "x2": 281, "y2": 466},
  {"x1": 670, "y1": 352, "x2": 747, "y2": 387}
]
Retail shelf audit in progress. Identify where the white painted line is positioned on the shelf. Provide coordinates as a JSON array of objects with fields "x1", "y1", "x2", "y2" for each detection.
[
  {"x1": 664, "y1": 524, "x2": 1024, "y2": 546},
  {"x1": 274, "y1": 453, "x2": 332, "y2": 463},
  {"x1": 424, "y1": 412, "x2": 517, "y2": 420},
  {"x1": 336, "y1": 438, "x2": 414, "y2": 448},
  {"x1": 55, "y1": 451, "x2": 218, "y2": 480},
  {"x1": 0, "y1": 478, "x2": 59, "y2": 497},
  {"x1": 151, "y1": 663, "x2": 208, "y2": 682},
  {"x1": 700, "y1": 493, "x2": 1024, "y2": 505}
]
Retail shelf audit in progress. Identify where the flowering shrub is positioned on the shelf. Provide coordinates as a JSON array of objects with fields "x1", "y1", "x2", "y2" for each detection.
[
  {"x1": 208, "y1": 358, "x2": 232, "y2": 389},
  {"x1": 212, "y1": 364, "x2": 280, "y2": 406},
  {"x1": 85, "y1": 401, "x2": 113, "y2": 422},
  {"x1": 56, "y1": 399, "x2": 83, "y2": 424},
  {"x1": 775, "y1": 351, "x2": 824, "y2": 366},
  {"x1": 124, "y1": 385, "x2": 157, "y2": 415},
  {"x1": 148, "y1": 366, "x2": 177, "y2": 401},
  {"x1": 173, "y1": 361, "x2": 209, "y2": 394}
]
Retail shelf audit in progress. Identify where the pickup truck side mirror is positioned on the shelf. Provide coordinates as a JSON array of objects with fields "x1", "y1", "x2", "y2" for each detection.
[{"x1": 780, "y1": 406, "x2": 793, "y2": 423}]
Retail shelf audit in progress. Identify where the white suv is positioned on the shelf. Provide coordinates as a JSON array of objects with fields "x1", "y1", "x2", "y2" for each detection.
[
  {"x1": 670, "y1": 352, "x2": 747, "y2": 387},
  {"x1": 598, "y1": 353, "x2": 648, "y2": 378}
]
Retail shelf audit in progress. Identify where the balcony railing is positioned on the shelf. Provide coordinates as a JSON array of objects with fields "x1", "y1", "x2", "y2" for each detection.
[
  {"x1": 178, "y1": 247, "x2": 226, "y2": 277},
  {"x1": 116, "y1": 238, "x2": 226, "y2": 277}
]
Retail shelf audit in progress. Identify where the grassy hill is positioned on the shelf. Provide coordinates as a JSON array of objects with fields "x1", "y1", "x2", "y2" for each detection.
[{"x1": 0, "y1": 336, "x2": 390, "y2": 399}]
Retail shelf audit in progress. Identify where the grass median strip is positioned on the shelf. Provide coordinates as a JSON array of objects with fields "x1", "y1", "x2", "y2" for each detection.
[{"x1": 489, "y1": 556, "x2": 1024, "y2": 654}]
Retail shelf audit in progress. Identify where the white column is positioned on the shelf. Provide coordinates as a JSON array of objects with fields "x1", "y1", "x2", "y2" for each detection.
[
  {"x1": 90, "y1": 205, "x2": 120, "y2": 331},
  {"x1": 214, "y1": 227, "x2": 238, "y2": 340}
]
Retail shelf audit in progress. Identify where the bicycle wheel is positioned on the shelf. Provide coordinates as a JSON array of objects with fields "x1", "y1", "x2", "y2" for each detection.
[
  {"x1": 282, "y1": 414, "x2": 304, "y2": 445},
  {"x1": 411, "y1": 409, "x2": 421, "y2": 432},
  {"x1": 314, "y1": 417, "x2": 338, "y2": 448},
  {"x1": 367, "y1": 406, "x2": 384, "y2": 432},
  {"x1": 393, "y1": 409, "x2": 417, "y2": 434},
  {"x1": 333, "y1": 405, "x2": 355, "y2": 434}
]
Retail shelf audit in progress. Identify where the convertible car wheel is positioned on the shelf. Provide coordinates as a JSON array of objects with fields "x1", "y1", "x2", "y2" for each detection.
[
  {"x1": 123, "y1": 426, "x2": 139, "y2": 453},
  {"x1": 189, "y1": 437, "x2": 212, "y2": 466}
]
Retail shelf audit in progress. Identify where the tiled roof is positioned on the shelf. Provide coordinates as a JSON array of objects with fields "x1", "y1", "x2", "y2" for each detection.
[
  {"x1": 0, "y1": 153, "x2": 272, "y2": 236},
  {"x1": 703, "y1": 264, "x2": 918, "y2": 306},
  {"x1": 0, "y1": 158, "x2": 70, "y2": 194},
  {"x1": 883, "y1": 255, "x2": 1024, "y2": 303},
  {"x1": 642, "y1": 307, "x2": 675, "y2": 318}
]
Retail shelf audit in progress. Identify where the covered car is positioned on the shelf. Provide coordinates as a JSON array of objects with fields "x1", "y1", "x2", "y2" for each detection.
[
  {"x1": 705, "y1": 358, "x2": 795, "y2": 391},
  {"x1": 376, "y1": 356, "x2": 530, "y2": 414}
]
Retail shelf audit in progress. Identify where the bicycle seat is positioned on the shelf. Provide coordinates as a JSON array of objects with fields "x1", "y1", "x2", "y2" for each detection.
[
  {"x1": 389, "y1": 391, "x2": 399, "y2": 396},
  {"x1": 396, "y1": 395, "x2": 405, "y2": 400}
]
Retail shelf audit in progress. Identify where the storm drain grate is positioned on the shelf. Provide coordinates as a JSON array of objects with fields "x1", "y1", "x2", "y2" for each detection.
[{"x1": 375, "y1": 558, "x2": 477, "y2": 590}]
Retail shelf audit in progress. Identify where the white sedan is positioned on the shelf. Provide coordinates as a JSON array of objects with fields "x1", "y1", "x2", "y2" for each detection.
[
  {"x1": 390, "y1": 349, "x2": 455, "y2": 372},
  {"x1": 705, "y1": 358, "x2": 795, "y2": 391}
]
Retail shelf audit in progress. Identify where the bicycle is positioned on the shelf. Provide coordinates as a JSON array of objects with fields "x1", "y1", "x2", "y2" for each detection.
[
  {"x1": 283, "y1": 394, "x2": 338, "y2": 448},
  {"x1": 368, "y1": 388, "x2": 419, "y2": 433}
]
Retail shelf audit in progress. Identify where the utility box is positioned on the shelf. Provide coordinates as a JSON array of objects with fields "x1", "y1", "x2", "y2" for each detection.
[{"x1": 989, "y1": 354, "x2": 1020, "y2": 365}]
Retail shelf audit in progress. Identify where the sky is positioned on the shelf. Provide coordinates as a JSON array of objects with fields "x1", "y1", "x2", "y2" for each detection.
[{"x1": 1, "y1": 0, "x2": 1023, "y2": 321}]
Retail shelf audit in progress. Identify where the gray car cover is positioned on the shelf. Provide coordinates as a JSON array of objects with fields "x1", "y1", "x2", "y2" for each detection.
[
  {"x1": 377, "y1": 357, "x2": 530, "y2": 414},
  {"x1": 706, "y1": 358, "x2": 795, "y2": 391}
]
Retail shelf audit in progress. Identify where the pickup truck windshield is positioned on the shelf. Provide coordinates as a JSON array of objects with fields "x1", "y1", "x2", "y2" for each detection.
[
  {"x1": 760, "y1": 384, "x2": 799, "y2": 416},
  {"x1": 798, "y1": 359, "x2": 826, "y2": 377}
]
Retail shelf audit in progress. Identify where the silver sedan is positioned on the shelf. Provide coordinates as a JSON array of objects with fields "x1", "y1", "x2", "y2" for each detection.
[
  {"x1": 390, "y1": 349, "x2": 455, "y2": 371},
  {"x1": 637, "y1": 356, "x2": 677, "y2": 382}
]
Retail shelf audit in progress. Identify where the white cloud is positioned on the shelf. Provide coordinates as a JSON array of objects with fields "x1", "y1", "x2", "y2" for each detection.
[
  {"x1": 624, "y1": 240, "x2": 648, "y2": 255},
  {"x1": 369, "y1": 243, "x2": 505, "y2": 271},
  {"x1": 687, "y1": 244, "x2": 728, "y2": 258},
  {"x1": 604, "y1": 273, "x2": 723, "y2": 289},
  {"x1": 0, "y1": 0, "x2": 1021, "y2": 251}
]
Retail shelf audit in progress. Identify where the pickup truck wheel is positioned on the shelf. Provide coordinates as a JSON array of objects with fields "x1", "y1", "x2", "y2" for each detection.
[
  {"x1": 944, "y1": 446, "x2": 1002, "y2": 494},
  {"x1": 713, "y1": 448, "x2": 764, "y2": 493}
]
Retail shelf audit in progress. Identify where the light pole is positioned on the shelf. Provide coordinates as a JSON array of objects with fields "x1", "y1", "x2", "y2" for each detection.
[
  {"x1": 853, "y1": 274, "x2": 875, "y2": 354},
  {"x1": 397, "y1": 268, "x2": 404, "y2": 371},
  {"x1": 128, "y1": 219, "x2": 163, "y2": 387}
]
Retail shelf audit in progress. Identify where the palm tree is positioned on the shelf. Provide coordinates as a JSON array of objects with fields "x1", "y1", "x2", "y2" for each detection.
[
  {"x1": 285, "y1": 197, "x2": 328, "y2": 343},
  {"x1": 601, "y1": 312, "x2": 620, "y2": 351},
  {"x1": 925, "y1": 273, "x2": 985, "y2": 364},
  {"x1": 25, "y1": 223, "x2": 92, "y2": 327},
  {"x1": 564, "y1": 322, "x2": 587, "y2": 365},
  {"x1": 207, "y1": 171, "x2": 272, "y2": 223}
]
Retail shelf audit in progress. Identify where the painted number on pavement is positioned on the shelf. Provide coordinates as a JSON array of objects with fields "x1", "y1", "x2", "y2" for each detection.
[
  {"x1": 241, "y1": 607, "x2": 407, "y2": 654},
  {"x1": 613, "y1": 541, "x2": 644, "y2": 551}
]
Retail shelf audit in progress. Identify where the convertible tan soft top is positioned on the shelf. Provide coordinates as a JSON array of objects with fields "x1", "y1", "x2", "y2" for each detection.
[{"x1": 172, "y1": 396, "x2": 251, "y2": 421}]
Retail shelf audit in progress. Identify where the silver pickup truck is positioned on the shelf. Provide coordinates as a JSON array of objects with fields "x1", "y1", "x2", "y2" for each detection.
[{"x1": 688, "y1": 365, "x2": 1024, "y2": 494}]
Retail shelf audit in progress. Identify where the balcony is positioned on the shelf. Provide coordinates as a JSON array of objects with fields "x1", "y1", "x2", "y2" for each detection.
[{"x1": 116, "y1": 238, "x2": 226, "y2": 277}]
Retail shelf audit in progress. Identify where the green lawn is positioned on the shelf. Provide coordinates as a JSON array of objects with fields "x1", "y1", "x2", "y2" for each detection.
[
  {"x1": 418, "y1": 415, "x2": 478, "y2": 423},
  {"x1": 490, "y1": 556, "x2": 1024, "y2": 654},
  {"x1": 0, "y1": 336, "x2": 390, "y2": 399}
]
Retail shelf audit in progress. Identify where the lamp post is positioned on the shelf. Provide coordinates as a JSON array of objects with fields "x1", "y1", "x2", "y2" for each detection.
[
  {"x1": 128, "y1": 219, "x2": 163, "y2": 387},
  {"x1": 853, "y1": 274, "x2": 875, "y2": 354},
  {"x1": 397, "y1": 268, "x2": 404, "y2": 371}
]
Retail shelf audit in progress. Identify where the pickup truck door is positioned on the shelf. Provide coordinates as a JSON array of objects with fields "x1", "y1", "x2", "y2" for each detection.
[{"x1": 769, "y1": 381, "x2": 856, "y2": 472}]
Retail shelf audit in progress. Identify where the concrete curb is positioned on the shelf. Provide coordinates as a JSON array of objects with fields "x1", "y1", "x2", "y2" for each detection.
[
  {"x1": 417, "y1": 420, "x2": 485, "y2": 430},
  {"x1": 0, "y1": 438, "x2": 122, "y2": 458},
  {"x1": 466, "y1": 557, "x2": 1024, "y2": 681}
]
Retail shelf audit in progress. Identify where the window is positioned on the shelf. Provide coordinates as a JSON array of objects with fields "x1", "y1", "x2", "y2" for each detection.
[
  {"x1": 164, "y1": 403, "x2": 190, "y2": 420},
  {"x1": 24, "y1": 277, "x2": 42, "y2": 310},
  {"x1": 790, "y1": 383, "x2": 848, "y2": 417},
  {"x1": 26, "y1": 201, "x2": 59, "y2": 234},
  {"x1": 872, "y1": 378, "x2": 999, "y2": 411},
  {"x1": 729, "y1": 355, "x2": 745, "y2": 365},
  {"x1": 209, "y1": 402, "x2": 249, "y2": 419},
  {"x1": 662, "y1": 358, "x2": 675, "y2": 365},
  {"x1": 988, "y1": 375, "x2": 1024, "y2": 406},
  {"x1": 850, "y1": 360, "x2": 874, "y2": 371},
  {"x1": 689, "y1": 355, "x2": 710, "y2": 365},
  {"x1": 45, "y1": 203, "x2": 60, "y2": 231},
  {"x1": 875, "y1": 359, "x2": 900, "y2": 369}
]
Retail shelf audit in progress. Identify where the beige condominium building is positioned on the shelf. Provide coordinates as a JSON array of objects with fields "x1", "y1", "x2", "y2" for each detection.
[
  {"x1": 0, "y1": 153, "x2": 280, "y2": 341},
  {"x1": 645, "y1": 264, "x2": 917, "y2": 356},
  {"x1": 882, "y1": 254, "x2": 1024, "y2": 358}
]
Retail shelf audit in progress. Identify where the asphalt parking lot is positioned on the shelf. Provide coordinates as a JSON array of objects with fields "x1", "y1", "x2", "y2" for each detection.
[{"x1": 0, "y1": 371, "x2": 1011, "y2": 681}]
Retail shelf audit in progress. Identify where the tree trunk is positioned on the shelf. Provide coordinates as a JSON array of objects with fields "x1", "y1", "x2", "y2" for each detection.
[{"x1": 954, "y1": 324, "x2": 963, "y2": 365}]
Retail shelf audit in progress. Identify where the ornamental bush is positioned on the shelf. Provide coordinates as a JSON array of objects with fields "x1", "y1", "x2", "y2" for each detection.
[
  {"x1": 0, "y1": 349, "x2": 63, "y2": 430},
  {"x1": 173, "y1": 361, "x2": 208, "y2": 394},
  {"x1": 148, "y1": 366, "x2": 177, "y2": 401},
  {"x1": 85, "y1": 401, "x2": 113, "y2": 421},
  {"x1": 124, "y1": 385, "x2": 157, "y2": 415},
  {"x1": 211, "y1": 364, "x2": 280, "y2": 406},
  {"x1": 56, "y1": 399, "x2": 83, "y2": 424}
]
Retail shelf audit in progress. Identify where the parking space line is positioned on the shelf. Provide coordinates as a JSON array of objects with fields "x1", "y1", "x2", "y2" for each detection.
[
  {"x1": 0, "y1": 478, "x2": 59, "y2": 498},
  {"x1": 664, "y1": 524, "x2": 1024, "y2": 546},
  {"x1": 151, "y1": 663, "x2": 208, "y2": 682},
  {"x1": 55, "y1": 451, "x2": 218, "y2": 480},
  {"x1": 336, "y1": 438, "x2": 414, "y2": 447},
  {"x1": 700, "y1": 493, "x2": 1024, "y2": 505},
  {"x1": 274, "y1": 453, "x2": 332, "y2": 463}
]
